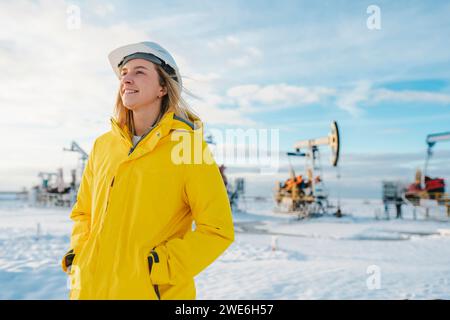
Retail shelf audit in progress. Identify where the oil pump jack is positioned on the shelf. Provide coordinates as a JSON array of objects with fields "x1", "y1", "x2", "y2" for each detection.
[
  {"x1": 403, "y1": 131, "x2": 450, "y2": 217},
  {"x1": 275, "y1": 121, "x2": 341, "y2": 218}
]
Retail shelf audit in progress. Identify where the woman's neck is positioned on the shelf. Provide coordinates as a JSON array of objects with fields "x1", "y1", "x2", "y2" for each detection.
[{"x1": 132, "y1": 104, "x2": 161, "y2": 136}]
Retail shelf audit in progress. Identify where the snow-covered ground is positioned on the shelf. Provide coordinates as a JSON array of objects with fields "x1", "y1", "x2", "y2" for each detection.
[{"x1": 0, "y1": 198, "x2": 449, "y2": 300}]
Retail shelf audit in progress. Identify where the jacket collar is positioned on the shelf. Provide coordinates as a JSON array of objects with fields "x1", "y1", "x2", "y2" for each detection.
[{"x1": 110, "y1": 111, "x2": 202, "y2": 160}]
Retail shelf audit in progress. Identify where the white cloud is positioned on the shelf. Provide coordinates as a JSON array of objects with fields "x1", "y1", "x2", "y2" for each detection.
[
  {"x1": 335, "y1": 81, "x2": 372, "y2": 117},
  {"x1": 207, "y1": 34, "x2": 263, "y2": 67},
  {"x1": 207, "y1": 35, "x2": 240, "y2": 50},
  {"x1": 182, "y1": 72, "x2": 257, "y2": 126},
  {"x1": 227, "y1": 83, "x2": 335, "y2": 113},
  {"x1": 92, "y1": 3, "x2": 115, "y2": 17},
  {"x1": 223, "y1": 81, "x2": 450, "y2": 116},
  {"x1": 228, "y1": 46, "x2": 263, "y2": 67},
  {"x1": 335, "y1": 82, "x2": 450, "y2": 116},
  {"x1": 373, "y1": 89, "x2": 450, "y2": 104},
  {"x1": 185, "y1": 91, "x2": 257, "y2": 126}
]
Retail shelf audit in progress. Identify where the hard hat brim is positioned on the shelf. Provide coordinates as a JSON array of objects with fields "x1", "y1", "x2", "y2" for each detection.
[{"x1": 108, "y1": 42, "x2": 182, "y2": 89}]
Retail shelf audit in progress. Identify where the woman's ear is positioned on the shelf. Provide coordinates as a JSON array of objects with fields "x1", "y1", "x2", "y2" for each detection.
[{"x1": 159, "y1": 86, "x2": 168, "y2": 98}]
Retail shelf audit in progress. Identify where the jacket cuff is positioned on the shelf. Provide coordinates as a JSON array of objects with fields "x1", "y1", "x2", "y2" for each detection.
[{"x1": 61, "y1": 249, "x2": 75, "y2": 273}]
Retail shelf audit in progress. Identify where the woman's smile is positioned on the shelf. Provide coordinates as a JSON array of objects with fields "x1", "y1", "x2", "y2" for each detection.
[{"x1": 122, "y1": 87, "x2": 139, "y2": 95}]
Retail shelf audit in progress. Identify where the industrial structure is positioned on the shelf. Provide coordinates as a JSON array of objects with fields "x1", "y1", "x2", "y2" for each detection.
[
  {"x1": 383, "y1": 131, "x2": 450, "y2": 219},
  {"x1": 274, "y1": 121, "x2": 341, "y2": 218},
  {"x1": 30, "y1": 141, "x2": 87, "y2": 207}
]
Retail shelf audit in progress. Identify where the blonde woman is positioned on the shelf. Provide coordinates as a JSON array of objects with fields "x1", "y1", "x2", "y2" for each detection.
[{"x1": 61, "y1": 41, "x2": 234, "y2": 300}]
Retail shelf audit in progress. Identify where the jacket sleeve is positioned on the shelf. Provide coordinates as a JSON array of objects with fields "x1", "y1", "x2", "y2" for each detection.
[
  {"x1": 61, "y1": 139, "x2": 96, "y2": 272},
  {"x1": 149, "y1": 140, "x2": 234, "y2": 285}
]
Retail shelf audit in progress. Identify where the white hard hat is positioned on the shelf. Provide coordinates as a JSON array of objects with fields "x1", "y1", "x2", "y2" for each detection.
[{"x1": 108, "y1": 41, "x2": 182, "y2": 90}]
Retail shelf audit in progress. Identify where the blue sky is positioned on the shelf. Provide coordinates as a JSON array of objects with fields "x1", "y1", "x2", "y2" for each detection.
[
  {"x1": 83, "y1": 0, "x2": 450, "y2": 153},
  {"x1": 0, "y1": 0, "x2": 449, "y2": 197}
]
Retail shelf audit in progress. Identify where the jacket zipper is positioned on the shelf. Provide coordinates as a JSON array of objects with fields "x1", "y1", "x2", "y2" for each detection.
[
  {"x1": 128, "y1": 125, "x2": 160, "y2": 156},
  {"x1": 110, "y1": 115, "x2": 163, "y2": 156},
  {"x1": 105, "y1": 176, "x2": 115, "y2": 212},
  {"x1": 127, "y1": 111, "x2": 165, "y2": 156}
]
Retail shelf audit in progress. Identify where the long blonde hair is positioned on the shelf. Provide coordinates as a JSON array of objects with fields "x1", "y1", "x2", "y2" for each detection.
[{"x1": 113, "y1": 64, "x2": 198, "y2": 135}]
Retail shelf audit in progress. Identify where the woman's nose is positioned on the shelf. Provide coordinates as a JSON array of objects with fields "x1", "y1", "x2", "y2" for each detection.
[{"x1": 121, "y1": 74, "x2": 133, "y2": 84}]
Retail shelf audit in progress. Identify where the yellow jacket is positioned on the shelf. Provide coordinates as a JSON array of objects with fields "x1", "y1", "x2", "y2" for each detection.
[{"x1": 61, "y1": 111, "x2": 234, "y2": 299}]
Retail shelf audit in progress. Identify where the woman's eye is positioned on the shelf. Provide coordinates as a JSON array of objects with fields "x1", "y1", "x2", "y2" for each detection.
[{"x1": 136, "y1": 71, "x2": 144, "y2": 74}]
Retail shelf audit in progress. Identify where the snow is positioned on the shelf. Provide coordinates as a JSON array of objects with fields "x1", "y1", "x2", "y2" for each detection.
[{"x1": 1, "y1": 198, "x2": 450, "y2": 299}]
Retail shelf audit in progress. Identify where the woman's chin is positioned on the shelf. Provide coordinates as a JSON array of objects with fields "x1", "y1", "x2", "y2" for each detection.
[{"x1": 123, "y1": 102, "x2": 139, "y2": 110}]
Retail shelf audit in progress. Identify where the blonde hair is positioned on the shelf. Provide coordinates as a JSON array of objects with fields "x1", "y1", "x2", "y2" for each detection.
[{"x1": 113, "y1": 63, "x2": 198, "y2": 136}]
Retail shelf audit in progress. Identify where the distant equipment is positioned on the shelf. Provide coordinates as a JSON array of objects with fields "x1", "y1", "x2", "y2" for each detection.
[
  {"x1": 383, "y1": 131, "x2": 450, "y2": 219},
  {"x1": 381, "y1": 181, "x2": 405, "y2": 219},
  {"x1": 424, "y1": 131, "x2": 450, "y2": 179},
  {"x1": 275, "y1": 121, "x2": 341, "y2": 218},
  {"x1": 292, "y1": 121, "x2": 340, "y2": 167},
  {"x1": 206, "y1": 134, "x2": 246, "y2": 211},
  {"x1": 31, "y1": 141, "x2": 88, "y2": 207},
  {"x1": 228, "y1": 177, "x2": 246, "y2": 211},
  {"x1": 63, "y1": 141, "x2": 89, "y2": 175}
]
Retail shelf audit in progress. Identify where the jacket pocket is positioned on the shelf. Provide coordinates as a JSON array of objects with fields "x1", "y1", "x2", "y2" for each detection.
[
  {"x1": 147, "y1": 251, "x2": 161, "y2": 300},
  {"x1": 62, "y1": 249, "x2": 75, "y2": 272}
]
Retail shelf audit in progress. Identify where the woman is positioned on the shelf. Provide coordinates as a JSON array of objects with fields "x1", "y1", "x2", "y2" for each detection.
[{"x1": 61, "y1": 41, "x2": 234, "y2": 300}]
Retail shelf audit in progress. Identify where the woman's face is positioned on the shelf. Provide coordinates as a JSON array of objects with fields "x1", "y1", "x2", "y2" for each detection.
[{"x1": 119, "y1": 58, "x2": 166, "y2": 110}]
